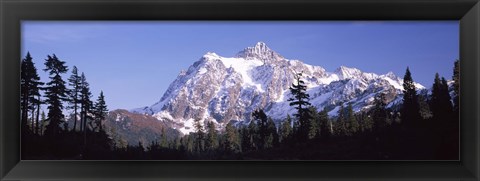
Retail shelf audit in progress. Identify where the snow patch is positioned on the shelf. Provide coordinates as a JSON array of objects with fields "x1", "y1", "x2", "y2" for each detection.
[
  {"x1": 198, "y1": 67, "x2": 207, "y2": 74},
  {"x1": 218, "y1": 57, "x2": 265, "y2": 92}
]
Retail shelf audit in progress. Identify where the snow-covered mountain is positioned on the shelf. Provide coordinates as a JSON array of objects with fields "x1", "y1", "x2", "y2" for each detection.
[{"x1": 132, "y1": 42, "x2": 425, "y2": 134}]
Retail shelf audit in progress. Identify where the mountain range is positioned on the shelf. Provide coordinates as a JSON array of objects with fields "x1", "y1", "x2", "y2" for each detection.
[{"x1": 124, "y1": 42, "x2": 425, "y2": 135}]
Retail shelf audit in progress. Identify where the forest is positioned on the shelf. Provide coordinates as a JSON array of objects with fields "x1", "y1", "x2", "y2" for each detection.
[{"x1": 21, "y1": 52, "x2": 459, "y2": 160}]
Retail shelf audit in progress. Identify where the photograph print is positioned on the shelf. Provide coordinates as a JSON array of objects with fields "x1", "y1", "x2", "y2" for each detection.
[{"x1": 21, "y1": 21, "x2": 459, "y2": 160}]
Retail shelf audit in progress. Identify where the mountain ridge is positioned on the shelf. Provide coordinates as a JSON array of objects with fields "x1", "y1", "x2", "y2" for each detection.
[{"x1": 131, "y1": 42, "x2": 425, "y2": 134}]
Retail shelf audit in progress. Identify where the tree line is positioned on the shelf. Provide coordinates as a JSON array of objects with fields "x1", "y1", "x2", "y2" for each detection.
[
  {"x1": 108, "y1": 60, "x2": 460, "y2": 160},
  {"x1": 21, "y1": 52, "x2": 110, "y2": 159},
  {"x1": 22, "y1": 52, "x2": 459, "y2": 160}
]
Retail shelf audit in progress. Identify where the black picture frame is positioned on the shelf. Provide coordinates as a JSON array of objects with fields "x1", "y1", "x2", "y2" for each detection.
[{"x1": 1, "y1": 0, "x2": 479, "y2": 180}]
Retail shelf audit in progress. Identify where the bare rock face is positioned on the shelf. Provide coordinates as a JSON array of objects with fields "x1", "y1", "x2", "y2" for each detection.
[{"x1": 131, "y1": 42, "x2": 425, "y2": 134}]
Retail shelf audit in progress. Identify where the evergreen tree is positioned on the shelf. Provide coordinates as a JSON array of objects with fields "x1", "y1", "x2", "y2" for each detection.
[
  {"x1": 160, "y1": 127, "x2": 168, "y2": 148},
  {"x1": 93, "y1": 91, "x2": 108, "y2": 131},
  {"x1": 247, "y1": 119, "x2": 258, "y2": 150},
  {"x1": 40, "y1": 111, "x2": 47, "y2": 136},
  {"x1": 205, "y1": 121, "x2": 218, "y2": 150},
  {"x1": 34, "y1": 94, "x2": 42, "y2": 135},
  {"x1": 43, "y1": 54, "x2": 68, "y2": 137},
  {"x1": 265, "y1": 117, "x2": 279, "y2": 148},
  {"x1": 372, "y1": 93, "x2": 388, "y2": 131},
  {"x1": 79, "y1": 72, "x2": 94, "y2": 150},
  {"x1": 79, "y1": 72, "x2": 93, "y2": 132},
  {"x1": 224, "y1": 122, "x2": 239, "y2": 153},
  {"x1": 292, "y1": 119, "x2": 301, "y2": 139},
  {"x1": 20, "y1": 52, "x2": 43, "y2": 134},
  {"x1": 252, "y1": 109, "x2": 268, "y2": 149},
  {"x1": 347, "y1": 103, "x2": 359, "y2": 134},
  {"x1": 400, "y1": 67, "x2": 422, "y2": 127},
  {"x1": 288, "y1": 72, "x2": 311, "y2": 140},
  {"x1": 417, "y1": 90, "x2": 433, "y2": 120},
  {"x1": 429, "y1": 74, "x2": 454, "y2": 127},
  {"x1": 335, "y1": 105, "x2": 347, "y2": 136},
  {"x1": 193, "y1": 118, "x2": 205, "y2": 152},
  {"x1": 357, "y1": 112, "x2": 373, "y2": 132},
  {"x1": 279, "y1": 114, "x2": 292, "y2": 143},
  {"x1": 240, "y1": 126, "x2": 251, "y2": 152},
  {"x1": 305, "y1": 106, "x2": 319, "y2": 139},
  {"x1": 452, "y1": 59, "x2": 460, "y2": 113},
  {"x1": 318, "y1": 108, "x2": 330, "y2": 138},
  {"x1": 67, "y1": 66, "x2": 82, "y2": 131}
]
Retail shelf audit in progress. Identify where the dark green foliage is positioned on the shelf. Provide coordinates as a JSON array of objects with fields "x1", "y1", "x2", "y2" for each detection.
[
  {"x1": 334, "y1": 105, "x2": 347, "y2": 136},
  {"x1": 429, "y1": 73, "x2": 456, "y2": 156},
  {"x1": 372, "y1": 93, "x2": 388, "y2": 131},
  {"x1": 246, "y1": 119, "x2": 259, "y2": 150},
  {"x1": 224, "y1": 122, "x2": 240, "y2": 153},
  {"x1": 400, "y1": 67, "x2": 422, "y2": 127},
  {"x1": 205, "y1": 121, "x2": 218, "y2": 150},
  {"x1": 346, "y1": 103, "x2": 359, "y2": 135},
  {"x1": 305, "y1": 106, "x2": 319, "y2": 139},
  {"x1": 317, "y1": 108, "x2": 330, "y2": 138},
  {"x1": 79, "y1": 73, "x2": 94, "y2": 133},
  {"x1": 452, "y1": 59, "x2": 459, "y2": 113},
  {"x1": 279, "y1": 115, "x2": 292, "y2": 143},
  {"x1": 417, "y1": 90, "x2": 432, "y2": 120},
  {"x1": 21, "y1": 52, "x2": 44, "y2": 135},
  {"x1": 22, "y1": 54, "x2": 459, "y2": 160},
  {"x1": 429, "y1": 73, "x2": 453, "y2": 124},
  {"x1": 67, "y1": 66, "x2": 82, "y2": 131},
  {"x1": 288, "y1": 72, "x2": 312, "y2": 140},
  {"x1": 193, "y1": 118, "x2": 205, "y2": 152},
  {"x1": 43, "y1": 54, "x2": 68, "y2": 137},
  {"x1": 160, "y1": 127, "x2": 168, "y2": 148},
  {"x1": 356, "y1": 111, "x2": 373, "y2": 132},
  {"x1": 288, "y1": 72, "x2": 311, "y2": 118},
  {"x1": 265, "y1": 117, "x2": 279, "y2": 148},
  {"x1": 252, "y1": 109, "x2": 268, "y2": 149},
  {"x1": 93, "y1": 91, "x2": 108, "y2": 131}
]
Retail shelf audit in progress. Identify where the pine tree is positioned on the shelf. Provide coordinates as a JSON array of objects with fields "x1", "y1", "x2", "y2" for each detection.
[
  {"x1": 265, "y1": 117, "x2": 278, "y2": 148},
  {"x1": 21, "y1": 52, "x2": 43, "y2": 134},
  {"x1": 80, "y1": 72, "x2": 93, "y2": 132},
  {"x1": 305, "y1": 106, "x2": 319, "y2": 139},
  {"x1": 335, "y1": 105, "x2": 347, "y2": 136},
  {"x1": 279, "y1": 114, "x2": 292, "y2": 143},
  {"x1": 347, "y1": 103, "x2": 359, "y2": 134},
  {"x1": 193, "y1": 118, "x2": 205, "y2": 152},
  {"x1": 67, "y1": 66, "x2": 82, "y2": 131},
  {"x1": 247, "y1": 119, "x2": 258, "y2": 150},
  {"x1": 93, "y1": 91, "x2": 108, "y2": 131},
  {"x1": 40, "y1": 111, "x2": 47, "y2": 136},
  {"x1": 224, "y1": 122, "x2": 239, "y2": 153},
  {"x1": 79, "y1": 72, "x2": 94, "y2": 149},
  {"x1": 205, "y1": 121, "x2": 218, "y2": 150},
  {"x1": 34, "y1": 95, "x2": 42, "y2": 135},
  {"x1": 160, "y1": 127, "x2": 168, "y2": 148},
  {"x1": 292, "y1": 119, "x2": 301, "y2": 139},
  {"x1": 288, "y1": 72, "x2": 311, "y2": 140},
  {"x1": 240, "y1": 126, "x2": 250, "y2": 152},
  {"x1": 417, "y1": 90, "x2": 433, "y2": 120},
  {"x1": 318, "y1": 108, "x2": 330, "y2": 138},
  {"x1": 401, "y1": 67, "x2": 422, "y2": 127},
  {"x1": 429, "y1": 74, "x2": 454, "y2": 128},
  {"x1": 372, "y1": 93, "x2": 388, "y2": 132},
  {"x1": 252, "y1": 109, "x2": 268, "y2": 149},
  {"x1": 43, "y1": 54, "x2": 68, "y2": 137},
  {"x1": 452, "y1": 59, "x2": 460, "y2": 114}
]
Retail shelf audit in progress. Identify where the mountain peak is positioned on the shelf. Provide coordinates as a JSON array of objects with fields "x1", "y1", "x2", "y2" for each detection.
[
  {"x1": 235, "y1": 42, "x2": 284, "y2": 61},
  {"x1": 335, "y1": 66, "x2": 362, "y2": 79}
]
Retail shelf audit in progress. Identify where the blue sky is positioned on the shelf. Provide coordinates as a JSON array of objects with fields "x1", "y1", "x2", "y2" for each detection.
[{"x1": 22, "y1": 21, "x2": 459, "y2": 110}]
